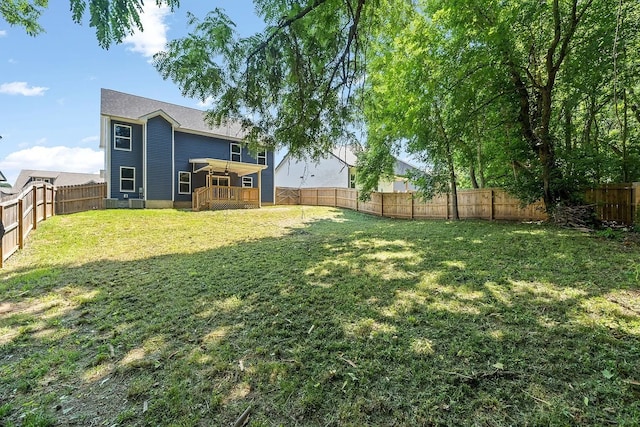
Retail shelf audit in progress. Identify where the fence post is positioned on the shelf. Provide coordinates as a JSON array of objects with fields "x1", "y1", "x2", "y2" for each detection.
[
  {"x1": 334, "y1": 188, "x2": 337, "y2": 207},
  {"x1": 18, "y1": 199, "x2": 24, "y2": 249},
  {"x1": 42, "y1": 184, "x2": 47, "y2": 220},
  {"x1": 633, "y1": 182, "x2": 640, "y2": 226},
  {"x1": 411, "y1": 194, "x2": 414, "y2": 219},
  {"x1": 51, "y1": 186, "x2": 56, "y2": 217},
  {"x1": 356, "y1": 191, "x2": 359, "y2": 212},
  {"x1": 380, "y1": 192, "x2": 384, "y2": 216},
  {"x1": 32, "y1": 186, "x2": 37, "y2": 230}
]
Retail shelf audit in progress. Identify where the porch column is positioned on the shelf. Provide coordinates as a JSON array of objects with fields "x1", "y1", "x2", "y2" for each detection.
[{"x1": 258, "y1": 170, "x2": 262, "y2": 208}]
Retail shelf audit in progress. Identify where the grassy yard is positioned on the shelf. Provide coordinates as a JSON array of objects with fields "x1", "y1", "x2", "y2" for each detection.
[{"x1": 1, "y1": 206, "x2": 639, "y2": 426}]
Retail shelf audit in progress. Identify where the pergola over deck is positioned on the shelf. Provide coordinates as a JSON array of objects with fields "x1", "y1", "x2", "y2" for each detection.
[{"x1": 190, "y1": 158, "x2": 268, "y2": 211}]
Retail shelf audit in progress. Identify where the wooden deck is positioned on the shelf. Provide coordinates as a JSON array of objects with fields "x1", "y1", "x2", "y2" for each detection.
[{"x1": 192, "y1": 186, "x2": 260, "y2": 211}]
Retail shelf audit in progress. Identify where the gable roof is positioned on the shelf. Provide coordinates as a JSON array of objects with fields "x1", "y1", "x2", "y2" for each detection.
[
  {"x1": 100, "y1": 88, "x2": 245, "y2": 140},
  {"x1": 13, "y1": 170, "x2": 104, "y2": 190}
]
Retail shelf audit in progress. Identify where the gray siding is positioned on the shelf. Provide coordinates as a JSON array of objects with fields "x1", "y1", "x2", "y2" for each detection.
[
  {"x1": 146, "y1": 116, "x2": 173, "y2": 201},
  {"x1": 110, "y1": 120, "x2": 143, "y2": 199}
]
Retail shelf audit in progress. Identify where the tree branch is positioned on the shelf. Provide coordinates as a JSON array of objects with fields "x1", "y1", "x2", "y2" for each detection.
[{"x1": 249, "y1": 0, "x2": 330, "y2": 59}]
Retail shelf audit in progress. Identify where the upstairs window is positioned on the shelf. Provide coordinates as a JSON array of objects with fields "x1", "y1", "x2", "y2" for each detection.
[
  {"x1": 257, "y1": 150, "x2": 267, "y2": 165},
  {"x1": 120, "y1": 167, "x2": 135, "y2": 192},
  {"x1": 114, "y1": 124, "x2": 132, "y2": 151},
  {"x1": 178, "y1": 171, "x2": 191, "y2": 194},
  {"x1": 230, "y1": 143, "x2": 241, "y2": 162}
]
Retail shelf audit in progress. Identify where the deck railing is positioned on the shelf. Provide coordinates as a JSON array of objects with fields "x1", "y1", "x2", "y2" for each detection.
[{"x1": 192, "y1": 186, "x2": 260, "y2": 211}]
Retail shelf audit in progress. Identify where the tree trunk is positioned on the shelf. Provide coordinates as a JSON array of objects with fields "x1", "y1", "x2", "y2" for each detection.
[
  {"x1": 470, "y1": 165, "x2": 479, "y2": 189},
  {"x1": 447, "y1": 139, "x2": 459, "y2": 220}
]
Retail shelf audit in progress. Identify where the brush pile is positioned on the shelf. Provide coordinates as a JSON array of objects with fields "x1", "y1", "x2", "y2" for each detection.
[{"x1": 550, "y1": 204, "x2": 598, "y2": 230}]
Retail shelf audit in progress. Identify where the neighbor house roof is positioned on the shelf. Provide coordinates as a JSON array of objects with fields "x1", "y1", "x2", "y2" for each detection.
[
  {"x1": 13, "y1": 170, "x2": 104, "y2": 190},
  {"x1": 100, "y1": 88, "x2": 246, "y2": 141}
]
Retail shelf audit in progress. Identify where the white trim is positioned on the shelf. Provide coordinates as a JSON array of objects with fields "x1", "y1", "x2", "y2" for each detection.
[
  {"x1": 230, "y1": 143, "x2": 241, "y2": 162},
  {"x1": 103, "y1": 116, "x2": 111, "y2": 197},
  {"x1": 114, "y1": 123, "x2": 132, "y2": 151},
  {"x1": 120, "y1": 166, "x2": 136, "y2": 192},
  {"x1": 257, "y1": 150, "x2": 267, "y2": 165},
  {"x1": 138, "y1": 109, "x2": 181, "y2": 127},
  {"x1": 102, "y1": 114, "x2": 246, "y2": 143},
  {"x1": 142, "y1": 123, "x2": 147, "y2": 200},
  {"x1": 178, "y1": 171, "x2": 191, "y2": 194},
  {"x1": 241, "y1": 176, "x2": 253, "y2": 188},
  {"x1": 171, "y1": 126, "x2": 175, "y2": 202}
]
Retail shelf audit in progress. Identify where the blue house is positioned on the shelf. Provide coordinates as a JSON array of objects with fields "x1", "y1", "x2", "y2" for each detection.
[{"x1": 100, "y1": 89, "x2": 274, "y2": 210}]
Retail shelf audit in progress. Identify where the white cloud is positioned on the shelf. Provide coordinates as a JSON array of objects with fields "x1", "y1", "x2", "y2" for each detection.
[
  {"x1": 123, "y1": 5, "x2": 171, "y2": 59},
  {"x1": 0, "y1": 30, "x2": 6, "y2": 37},
  {"x1": 8, "y1": 58, "x2": 17, "y2": 64},
  {"x1": 0, "y1": 146, "x2": 103, "y2": 186},
  {"x1": 197, "y1": 97, "x2": 215, "y2": 108},
  {"x1": 0, "y1": 81, "x2": 48, "y2": 96}
]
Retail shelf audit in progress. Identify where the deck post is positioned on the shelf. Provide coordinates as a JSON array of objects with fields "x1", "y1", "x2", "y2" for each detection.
[{"x1": 258, "y1": 170, "x2": 262, "y2": 208}]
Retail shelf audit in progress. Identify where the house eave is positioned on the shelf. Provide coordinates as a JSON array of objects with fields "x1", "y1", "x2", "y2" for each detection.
[{"x1": 190, "y1": 158, "x2": 267, "y2": 177}]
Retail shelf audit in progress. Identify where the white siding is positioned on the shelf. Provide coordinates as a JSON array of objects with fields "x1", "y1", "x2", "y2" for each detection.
[{"x1": 276, "y1": 155, "x2": 349, "y2": 188}]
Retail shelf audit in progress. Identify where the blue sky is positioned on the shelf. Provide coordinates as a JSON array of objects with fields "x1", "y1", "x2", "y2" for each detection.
[{"x1": 0, "y1": 1, "x2": 264, "y2": 186}]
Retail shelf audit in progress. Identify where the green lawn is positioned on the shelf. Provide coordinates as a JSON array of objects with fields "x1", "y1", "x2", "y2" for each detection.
[{"x1": 1, "y1": 207, "x2": 639, "y2": 426}]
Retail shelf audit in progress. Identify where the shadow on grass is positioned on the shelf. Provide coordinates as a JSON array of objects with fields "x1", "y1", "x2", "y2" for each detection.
[{"x1": 1, "y1": 209, "x2": 639, "y2": 426}]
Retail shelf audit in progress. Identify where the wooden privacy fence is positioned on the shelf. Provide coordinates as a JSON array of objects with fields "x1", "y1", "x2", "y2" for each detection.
[
  {"x1": 56, "y1": 182, "x2": 107, "y2": 214},
  {"x1": 277, "y1": 187, "x2": 548, "y2": 221},
  {"x1": 585, "y1": 183, "x2": 638, "y2": 225},
  {"x1": 0, "y1": 183, "x2": 56, "y2": 267}
]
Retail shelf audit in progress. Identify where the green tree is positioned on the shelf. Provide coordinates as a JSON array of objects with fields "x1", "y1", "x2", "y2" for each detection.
[
  {"x1": 114, "y1": 0, "x2": 639, "y2": 213},
  {"x1": 0, "y1": 0, "x2": 180, "y2": 48},
  {"x1": 154, "y1": 0, "x2": 372, "y2": 158}
]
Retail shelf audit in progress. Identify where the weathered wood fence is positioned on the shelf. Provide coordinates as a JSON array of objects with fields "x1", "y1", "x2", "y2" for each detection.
[
  {"x1": 280, "y1": 183, "x2": 640, "y2": 225},
  {"x1": 0, "y1": 183, "x2": 56, "y2": 267},
  {"x1": 585, "y1": 183, "x2": 638, "y2": 225},
  {"x1": 55, "y1": 182, "x2": 107, "y2": 214},
  {"x1": 0, "y1": 182, "x2": 107, "y2": 267},
  {"x1": 277, "y1": 187, "x2": 547, "y2": 221}
]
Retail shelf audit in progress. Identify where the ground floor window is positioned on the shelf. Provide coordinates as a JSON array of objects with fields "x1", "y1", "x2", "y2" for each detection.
[
  {"x1": 120, "y1": 167, "x2": 135, "y2": 192},
  {"x1": 178, "y1": 171, "x2": 191, "y2": 194},
  {"x1": 242, "y1": 176, "x2": 253, "y2": 188}
]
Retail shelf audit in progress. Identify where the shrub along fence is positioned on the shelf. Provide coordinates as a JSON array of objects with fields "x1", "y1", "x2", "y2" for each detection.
[
  {"x1": 278, "y1": 187, "x2": 548, "y2": 221},
  {"x1": 0, "y1": 183, "x2": 55, "y2": 267}
]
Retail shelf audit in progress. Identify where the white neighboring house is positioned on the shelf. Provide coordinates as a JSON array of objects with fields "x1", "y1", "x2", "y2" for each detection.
[{"x1": 275, "y1": 146, "x2": 419, "y2": 192}]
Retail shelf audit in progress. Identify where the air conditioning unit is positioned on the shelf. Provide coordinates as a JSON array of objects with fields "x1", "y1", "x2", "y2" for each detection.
[
  {"x1": 105, "y1": 198, "x2": 119, "y2": 209},
  {"x1": 129, "y1": 199, "x2": 145, "y2": 209}
]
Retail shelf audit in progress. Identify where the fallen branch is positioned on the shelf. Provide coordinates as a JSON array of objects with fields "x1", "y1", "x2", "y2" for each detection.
[{"x1": 233, "y1": 405, "x2": 252, "y2": 427}]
